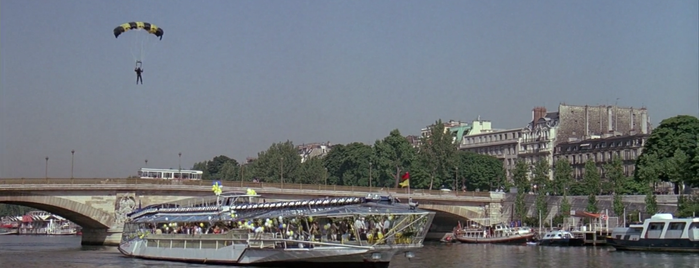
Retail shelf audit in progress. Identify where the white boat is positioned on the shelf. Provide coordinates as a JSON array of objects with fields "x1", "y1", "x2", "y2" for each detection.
[
  {"x1": 607, "y1": 213, "x2": 699, "y2": 252},
  {"x1": 118, "y1": 190, "x2": 435, "y2": 268},
  {"x1": 538, "y1": 230, "x2": 585, "y2": 246}
]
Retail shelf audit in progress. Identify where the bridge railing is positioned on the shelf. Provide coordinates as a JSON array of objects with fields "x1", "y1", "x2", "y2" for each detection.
[{"x1": 0, "y1": 178, "x2": 492, "y2": 198}]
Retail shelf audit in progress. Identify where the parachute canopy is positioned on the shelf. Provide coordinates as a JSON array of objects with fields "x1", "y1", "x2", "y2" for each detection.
[{"x1": 113, "y1": 22, "x2": 163, "y2": 40}]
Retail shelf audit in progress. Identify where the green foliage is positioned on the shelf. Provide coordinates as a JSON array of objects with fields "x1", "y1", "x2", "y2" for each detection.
[
  {"x1": 513, "y1": 159, "x2": 529, "y2": 221},
  {"x1": 645, "y1": 191, "x2": 658, "y2": 215},
  {"x1": 583, "y1": 159, "x2": 600, "y2": 195},
  {"x1": 635, "y1": 115, "x2": 699, "y2": 192},
  {"x1": 322, "y1": 142, "x2": 374, "y2": 186},
  {"x1": 373, "y1": 129, "x2": 416, "y2": 188},
  {"x1": 586, "y1": 194, "x2": 598, "y2": 213},
  {"x1": 0, "y1": 204, "x2": 32, "y2": 217},
  {"x1": 192, "y1": 155, "x2": 238, "y2": 181},
  {"x1": 251, "y1": 141, "x2": 301, "y2": 183},
  {"x1": 296, "y1": 156, "x2": 326, "y2": 185},
  {"x1": 613, "y1": 194, "x2": 624, "y2": 217},
  {"x1": 417, "y1": 120, "x2": 458, "y2": 190},
  {"x1": 677, "y1": 194, "x2": 699, "y2": 218},
  {"x1": 457, "y1": 151, "x2": 505, "y2": 191},
  {"x1": 553, "y1": 158, "x2": 573, "y2": 196},
  {"x1": 532, "y1": 158, "x2": 549, "y2": 217},
  {"x1": 559, "y1": 196, "x2": 571, "y2": 217}
]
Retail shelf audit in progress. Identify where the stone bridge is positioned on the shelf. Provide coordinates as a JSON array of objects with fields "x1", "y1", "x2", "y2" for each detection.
[
  {"x1": 0, "y1": 178, "x2": 502, "y2": 245},
  {"x1": 0, "y1": 178, "x2": 668, "y2": 245}
]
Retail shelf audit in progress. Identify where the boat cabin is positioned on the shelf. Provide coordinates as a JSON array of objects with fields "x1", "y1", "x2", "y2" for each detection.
[{"x1": 611, "y1": 213, "x2": 699, "y2": 241}]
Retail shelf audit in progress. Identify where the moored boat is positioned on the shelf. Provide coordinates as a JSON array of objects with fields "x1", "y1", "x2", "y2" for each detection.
[
  {"x1": 118, "y1": 188, "x2": 435, "y2": 268},
  {"x1": 0, "y1": 227, "x2": 18, "y2": 235},
  {"x1": 607, "y1": 213, "x2": 699, "y2": 253},
  {"x1": 453, "y1": 223, "x2": 534, "y2": 244},
  {"x1": 537, "y1": 230, "x2": 585, "y2": 246}
]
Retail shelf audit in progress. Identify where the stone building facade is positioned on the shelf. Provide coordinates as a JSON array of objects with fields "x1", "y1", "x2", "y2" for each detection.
[
  {"x1": 554, "y1": 134, "x2": 649, "y2": 180},
  {"x1": 454, "y1": 103, "x2": 652, "y2": 184},
  {"x1": 459, "y1": 119, "x2": 522, "y2": 181}
]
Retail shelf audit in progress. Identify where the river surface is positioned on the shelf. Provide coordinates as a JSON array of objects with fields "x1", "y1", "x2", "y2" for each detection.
[{"x1": 1, "y1": 235, "x2": 698, "y2": 268}]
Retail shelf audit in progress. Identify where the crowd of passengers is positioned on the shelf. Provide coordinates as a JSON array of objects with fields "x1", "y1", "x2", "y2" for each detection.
[{"x1": 142, "y1": 216, "x2": 396, "y2": 242}]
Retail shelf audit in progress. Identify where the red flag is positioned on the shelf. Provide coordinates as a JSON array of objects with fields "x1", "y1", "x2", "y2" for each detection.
[{"x1": 401, "y1": 172, "x2": 410, "y2": 181}]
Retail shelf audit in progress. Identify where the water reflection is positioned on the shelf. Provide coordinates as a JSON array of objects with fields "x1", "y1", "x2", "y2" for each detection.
[{"x1": 1, "y1": 236, "x2": 698, "y2": 268}]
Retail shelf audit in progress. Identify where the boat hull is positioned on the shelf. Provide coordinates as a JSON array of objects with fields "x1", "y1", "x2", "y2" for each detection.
[
  {"x1": 538, "y1": 238, "x2": 585, "y2": 247},
  {"x1": 119, "y1": 239, "x2": 409, "y2": 268},
  {"x1": 455, "y1": 233, "x2": 534, "y2": 244},
  {"x1": 607, "y1": 238, "x2": 699, "y2": 253}
]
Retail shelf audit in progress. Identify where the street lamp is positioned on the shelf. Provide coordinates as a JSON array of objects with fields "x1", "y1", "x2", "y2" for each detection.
[
  {"x1": 71, "y1": 150, "x2": 75, "y2": 179},
  {"x1": 45, "y1": 156, "x2": 49, "y2": 183},
  {"x1": 178, "y1": 152, "x2": 182, "y2": 179},
  {"x1": 324, "y1": 167, "x2": 328, "y2": 188},
  {"x1": 145, "y1": 159, "x2": 148, "y2": 167}
]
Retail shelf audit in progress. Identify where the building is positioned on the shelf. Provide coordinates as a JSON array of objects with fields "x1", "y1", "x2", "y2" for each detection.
[
  {"x1": 456, "y1": 103, "x2": 652, "y2": 183},
  {"x1": 536, "y1": 103, "x2": 651, "y2": 183},
  {"x1": 420, "y1": 120, "x2": 472, "y2": 145},
  {"x1": 297, "y1": 142, "x2": 333, "y2": 163},
  {"x1": 519, "y1": 107, "x2": 560, "y2": 180},
  {"x1": 460, "y1": 121, "x2": 522, "y2": 181},
  {"x1": 554, "y1": 134, "x2": 649, "y2": 180}
]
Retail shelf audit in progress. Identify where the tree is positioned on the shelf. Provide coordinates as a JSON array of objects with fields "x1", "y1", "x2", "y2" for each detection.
[
  {"x1": 458, "y1": 151, "x2": 506, "y2": 191},
  {"x1": 559, "y1": 197, "x2": 571, "y2": 219},
  {"x1": 373, "y1": 129, "x2": 416, "y2": 188},
  {"x1": 297, "y1": 156, "x2": 326, "y2": 185},
  {"x1": 635, "y1": 115, "x2": 699, "y2": 192},
  {"x1": 417, "y1": 120, "x2": 458, "y2": 190},
  {"x1": 583, "y1": 159, "x2": 600, "y2": 212},
  {"x1": 532, "y1": 158, "x2": 550, "y2": 218},
  {"x1": 645, "y1": 190, "x2": 658, "y2": 215},
  {"x1": 322, "y1": 142, "x2": 374, "y2": 186},
  {"x1": 513, "y1": 159, "x2": 529, "y2": 221},
  {"x1": 605, "y1": 156, "x2": 626, "y2": 216},
  {"x1": 219, "y1": 160, "x2": 239, "y2": 181},
  {"x1": 553, "y1": 158, "x2": 573, "y2": 196},
  {"x1": 251, "y1": 141, "x2": 301, "y2": 183},
  {"x1": 583, "y1": 159, "x2": 600, "y2": 195}
]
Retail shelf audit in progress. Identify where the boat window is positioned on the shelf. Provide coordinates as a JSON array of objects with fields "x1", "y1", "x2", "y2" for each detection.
[
  {"x1": 665, "y1": 222, "x2": 686, "y2": 239},
  {"x1": 647, "y1": 222, "x2": 665, "y2": 239},
  {"x1": 669, "y1": 222, "x2": 686, "y2": 230}
]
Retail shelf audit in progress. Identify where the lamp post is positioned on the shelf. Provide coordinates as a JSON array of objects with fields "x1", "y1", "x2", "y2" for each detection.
[
  {"x1": 71, "y1": 150, "x2": 75, "y2": 179},
  {"x1": 324, "y1": 168, "x2": 328, "y2": 188},
  {"x1": 145, "y1": 159, "x2": 148, "y2": 167},
  {"x1": 45, "y1": 157, "x2": 49, "y2": 183},
  {"x1": 178, "y1": 152, "x2": 182, "y2": 179}
]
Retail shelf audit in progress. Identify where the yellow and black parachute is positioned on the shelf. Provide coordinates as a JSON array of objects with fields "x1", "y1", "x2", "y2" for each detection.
[{"x1": 113, "y1": 22, "x2": 164, "y2": 40}]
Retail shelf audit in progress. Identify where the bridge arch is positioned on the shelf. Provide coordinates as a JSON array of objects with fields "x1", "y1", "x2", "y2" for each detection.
[{"x1": 0, "y1": 194, "x2": 114, "y2": 229}]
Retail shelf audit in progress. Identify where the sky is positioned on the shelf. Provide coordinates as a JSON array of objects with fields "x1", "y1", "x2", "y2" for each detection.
[{"x1": 1, "y1": 0, "x2": 697, "y2": 178}]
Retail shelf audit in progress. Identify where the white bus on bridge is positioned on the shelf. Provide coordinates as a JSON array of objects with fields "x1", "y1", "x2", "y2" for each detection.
[{"x1": 138, "y1": 168, "x2": 203, "y2": 180}]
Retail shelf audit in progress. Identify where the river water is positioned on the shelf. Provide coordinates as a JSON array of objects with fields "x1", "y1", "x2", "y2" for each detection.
[{"x1": 1, "y1": 236, "x2": 697, "y2": 268}]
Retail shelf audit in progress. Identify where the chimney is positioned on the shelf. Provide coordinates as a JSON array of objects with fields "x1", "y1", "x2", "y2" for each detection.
[
  {"x1": 630, "y1": 108, "x2": 634, "y2": 132},
  {"x1": 532, "y1": 107, "x2": 547, "y2": 122},
  {"x1": 585, "y1": 105, "x2": 589, "y2": 137},
  {"x1": 641, "y1": 110, "x2": 648, "y2": 134}
]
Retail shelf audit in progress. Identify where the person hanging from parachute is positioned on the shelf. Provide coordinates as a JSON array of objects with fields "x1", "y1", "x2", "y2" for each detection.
[
  {"x1": 113, "y1": 22, "x2": 163, "y2": 84},
  {"x1": 134, "y1": 61, "x2": 144, "y2": 84}
]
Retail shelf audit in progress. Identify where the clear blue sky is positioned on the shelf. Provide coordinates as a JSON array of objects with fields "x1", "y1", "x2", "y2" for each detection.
[{"x1": 1, "y1": 0, "x2": 697, "y2": 178}]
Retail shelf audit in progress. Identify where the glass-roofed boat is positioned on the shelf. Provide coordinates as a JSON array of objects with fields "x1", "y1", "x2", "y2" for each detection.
[{"x1": 118, "y1": 187, "x2": 435, "y2": 268}]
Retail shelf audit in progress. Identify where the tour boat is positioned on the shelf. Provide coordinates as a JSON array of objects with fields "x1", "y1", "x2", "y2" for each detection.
[
  {"x1": 453, "y1": 223, "x2": 534, "y2": 244},
  {"x1": 607, "y1": 213, "x2": 699, "y2": 252},
  {"x1": 118, "y1": 187, "x2": 435, "y2": 268}
]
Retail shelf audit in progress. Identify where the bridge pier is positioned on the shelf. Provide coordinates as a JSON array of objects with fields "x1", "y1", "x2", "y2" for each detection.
[{"x1": 81, "y1": 228, "x2": 122, "y2": 246}]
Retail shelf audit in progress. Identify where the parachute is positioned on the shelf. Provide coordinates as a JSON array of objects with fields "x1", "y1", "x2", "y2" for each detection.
[
  {"x1": 113, "y1": 22, "x2": 164, "y2": 64},
  {"x1": 113, "y1": 22, "x2": 163, "y2": 40}
]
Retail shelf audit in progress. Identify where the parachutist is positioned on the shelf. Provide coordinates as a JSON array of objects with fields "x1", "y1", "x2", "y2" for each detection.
[{"x1": 135, "y1": 67, "x2": 144, "y2": 84}]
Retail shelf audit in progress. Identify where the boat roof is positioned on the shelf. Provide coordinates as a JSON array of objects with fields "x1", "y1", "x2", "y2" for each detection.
[{"x1": 129, "y1": 195, "x2": 429, "y2": 224}]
